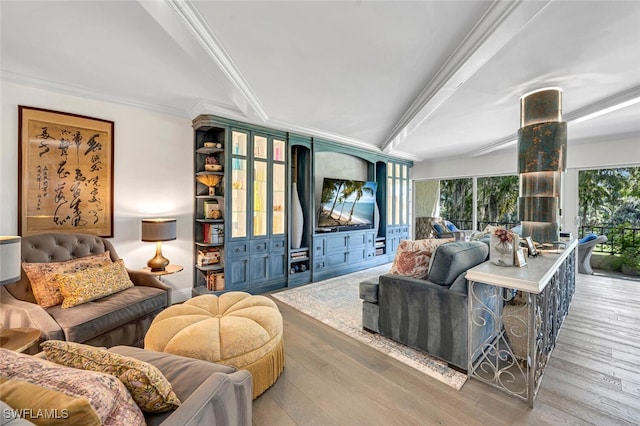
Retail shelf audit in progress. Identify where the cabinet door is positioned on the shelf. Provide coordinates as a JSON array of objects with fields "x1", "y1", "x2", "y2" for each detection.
[
  {"x1": 253, "y1": 134, "x2": 268, "y2": 238},
  {"x1": 348, "y1": 232, "x2": 367, "y2": 249},
  {"x1": 327, "y1": 234, "x2": 349, "y2": 252},
  {"x1": 272, "y1": 149, "x2": 286, "y2": 236},
  {"x1": 327, "y1": 251, "x2": 348, "y2": 268},
  {"x1": 231, "y1": 130, "x2": 248, "y2": 239},
  {"x1": 349, "y1": 247, "x2": 367, "y2": 264},
  {"x1": 269, "y1": 251, "x2": 287, "y2": 280},
  {"x1": 228, "y1": 257, "x2": 249, "y2": 288},
  {"x1": 250, "y1": 254, "x2": 269, "y2": 283},
  {"x1": 313, "y1": 236, "x2": 326, "y2": 259}
]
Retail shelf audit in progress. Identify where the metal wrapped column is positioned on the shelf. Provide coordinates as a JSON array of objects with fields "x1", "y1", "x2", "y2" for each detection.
[{"x1": 517, "y1": 89, "x2": 567, "y2": 243}]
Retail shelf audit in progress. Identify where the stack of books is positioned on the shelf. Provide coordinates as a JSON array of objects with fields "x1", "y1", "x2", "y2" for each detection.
[
  {"x1": 202, "y1": 223, "x2": 224, "y2": 244},
  {"x1": 290, "y1": 250, "x2": 308, "y2": 260},
  {"x1": 197, "y1": 248, "x2": 220, "y2": 266},
  {"x1": 206, "y1": 272, "x2": 224, "y2": 291}
]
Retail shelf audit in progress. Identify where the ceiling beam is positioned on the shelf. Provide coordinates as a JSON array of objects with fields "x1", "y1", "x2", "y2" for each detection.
[
  {"x1": 381, "y1": 0, "x2": 551, "y2": 154},
  {"x1": 137, "y1": 0, "x2": 268, "y2": 122},
  {"x1": 470, "y1": 85, "x2": 640, "y2": 157}
]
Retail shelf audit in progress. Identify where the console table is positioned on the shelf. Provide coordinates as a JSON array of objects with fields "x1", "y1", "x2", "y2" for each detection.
[{"x1": 466, "y1": 238, "x2": 577, "y2": 407}]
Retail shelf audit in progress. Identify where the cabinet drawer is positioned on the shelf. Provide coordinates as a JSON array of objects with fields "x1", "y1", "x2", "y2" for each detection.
[
  {"x1": 250, "y1": 240, "x2": 269, "y2": 255},
  {"x1": 270, "y1": 237, "x2": 286, "y2": 252},
  {"x1": 228, "y1": 242, "x2": 249, "y2": 259},
  {"x1": 366, "y1": 231, "x2": 376, "y2": 247}
]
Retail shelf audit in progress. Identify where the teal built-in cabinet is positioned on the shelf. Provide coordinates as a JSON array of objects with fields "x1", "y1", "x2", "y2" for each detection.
[{"x1": 192, "y1": 115, "x2": 412, "y2": 296}]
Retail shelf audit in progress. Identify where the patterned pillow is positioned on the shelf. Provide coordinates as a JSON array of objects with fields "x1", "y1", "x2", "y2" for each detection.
[
  {"x1": 389, "y1": 238, "x2": 454, "y2": 279},
  {"x1": 56, "y1": 259, "x2": 134, "y2": 308},
  {"x1": 22, "y1": 252, "x2": 112, "y2": 308},
  {"x1": 42, "y1": 341, "x2": 181, "y2": 413},
  {"x1": 0, "y1": 348, "x2": 144, "y2": 426}
]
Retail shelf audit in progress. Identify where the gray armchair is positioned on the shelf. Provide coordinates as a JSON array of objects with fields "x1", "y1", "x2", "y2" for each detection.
[{"x1": 578, "y1": 234, "x2": 608, "y2": 274}]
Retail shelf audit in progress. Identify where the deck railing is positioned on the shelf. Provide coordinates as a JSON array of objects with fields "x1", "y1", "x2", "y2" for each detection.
[{"x1": 579, "y1": 224, "x2": 640, "y2": 255}]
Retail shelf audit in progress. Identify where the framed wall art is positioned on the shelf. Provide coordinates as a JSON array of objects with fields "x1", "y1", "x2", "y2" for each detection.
[{"x1": 18, "y1": 106, "x2": 114, "y2": 237}]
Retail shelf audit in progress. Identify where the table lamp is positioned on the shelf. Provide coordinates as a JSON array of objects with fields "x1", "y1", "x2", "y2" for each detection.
[
  {"x1": 141, "y1": 219, "x2": 176, "y2": 272},
  {"x1": 0, "y1": 236, "x2": 21, "y2": 285}
]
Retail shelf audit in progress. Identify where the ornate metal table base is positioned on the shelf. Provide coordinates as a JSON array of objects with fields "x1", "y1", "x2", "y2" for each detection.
[{"x1": 468, "y1": 246, "x2": 576, "y2": 407}]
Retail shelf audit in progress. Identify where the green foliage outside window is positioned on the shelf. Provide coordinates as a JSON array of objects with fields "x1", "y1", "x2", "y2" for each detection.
[
  {"x1": 579, "y1": 167, "x2": 640, "y2": 226},
  {"x1": 439, "y1": 175, "x2": 518, "y2": 229}
]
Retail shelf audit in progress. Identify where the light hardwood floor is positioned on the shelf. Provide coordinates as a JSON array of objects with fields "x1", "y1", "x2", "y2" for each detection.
[{"x1": 253, "y1": 273, "x2": 640, "y2": 425}]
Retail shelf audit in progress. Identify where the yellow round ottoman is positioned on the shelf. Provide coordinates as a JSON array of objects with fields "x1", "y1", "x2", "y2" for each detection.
[{"x1": 144, "y1": 292, "x2": 284, "y2": 399}]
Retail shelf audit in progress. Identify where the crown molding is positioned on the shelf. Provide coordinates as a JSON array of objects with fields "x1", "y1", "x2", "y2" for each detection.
[
  {"x1": 1, "y1": 71, "x2": 189, "y2": 117},
  {"x1": 188, "y1": 99, "x2": 246, "y2": 122},
  {"x1": 382, "y1": 0, "x2": 551, "y2": 154},
  {"x1": 162, "y1": 0, "x2": 269, "y2": 123}
]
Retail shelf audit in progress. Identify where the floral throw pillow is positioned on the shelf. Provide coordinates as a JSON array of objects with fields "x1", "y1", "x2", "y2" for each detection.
[
  {"x1": 22, "y1": 251, "x2": 112, "y2": 308},
  {"x1": 0, "y1": 348, "x2": 145, "y2": 426},
  {"x1": 42, "y1": 341, "x2": 181, "y2": 413},
  {"x1": 56, "y1": 259, "x2": 133, "y2": 308},
  {"x1": 389, "y1": 238, "x2": 454, "y2": 279}
]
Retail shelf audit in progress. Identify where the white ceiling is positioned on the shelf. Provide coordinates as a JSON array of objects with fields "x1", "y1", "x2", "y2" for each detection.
[{"x1": 2, "y1": 1, "x2": 639, "y2": 162}]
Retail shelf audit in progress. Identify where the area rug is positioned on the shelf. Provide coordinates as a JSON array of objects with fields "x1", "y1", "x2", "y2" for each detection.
[{"x1": 271, "y1": 264, "x2": 467, "y2": 390}]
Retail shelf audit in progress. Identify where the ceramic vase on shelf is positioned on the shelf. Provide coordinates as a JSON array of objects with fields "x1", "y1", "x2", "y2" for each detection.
[
  {"x1": 373, "y1": 201, "x2": 380, "y2": 237},
  {"x1": 291, "y1": 181, "x2": 303, "y2": 249},
  {"x1": 491, "y1": 241, "x2": 514, "y2": 266}
]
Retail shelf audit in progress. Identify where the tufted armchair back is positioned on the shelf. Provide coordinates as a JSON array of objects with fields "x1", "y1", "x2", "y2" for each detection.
[{"x1": 5, "y1": 233, "x2": 121, "y2": 304}]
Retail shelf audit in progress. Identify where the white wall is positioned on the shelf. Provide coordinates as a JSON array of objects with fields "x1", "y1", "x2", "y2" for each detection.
[
  {"x1": 0, "y1": 81, "x2": 194, "y2": 303},
  {"x1": 411, "y1": 134, "x2": 640, "y2": 238}
]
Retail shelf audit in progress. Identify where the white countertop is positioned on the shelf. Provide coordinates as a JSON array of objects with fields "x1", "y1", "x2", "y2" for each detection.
[{"x1": 466, "y1": 238, "x2": 578, "y2": 294}]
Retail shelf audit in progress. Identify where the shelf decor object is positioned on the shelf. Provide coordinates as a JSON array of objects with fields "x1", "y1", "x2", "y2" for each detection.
[
  {"x1": 490, "y1": 227, "x2": 514, "y2": 267},
  {"x1": 517, "y1": 88, "x2": 567, "y2": 244},
  {"x1": 196, "y1": 174, "x2": 222, "y2": 196},
  {"x1": 291, "y1": 149, "x2": 303, "y2": 249},
  {"x1": 141, "y1": 218, "x2": 177, "y2": 272}
]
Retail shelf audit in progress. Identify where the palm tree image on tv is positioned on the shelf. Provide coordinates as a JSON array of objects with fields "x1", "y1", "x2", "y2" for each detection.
[{"x1": 318, "y1": 178, "x2": 377, "y2": 227}]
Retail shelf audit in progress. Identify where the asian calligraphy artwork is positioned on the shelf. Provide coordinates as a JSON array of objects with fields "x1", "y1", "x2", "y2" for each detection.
[{"x1": 19, "y1": 106, "x2": 114, "y2": 237}]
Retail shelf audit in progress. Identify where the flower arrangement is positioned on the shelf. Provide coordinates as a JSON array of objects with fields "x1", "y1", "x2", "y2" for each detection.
[{"x1": 494, "y1": 228, "x2": 514, "y2": 244}]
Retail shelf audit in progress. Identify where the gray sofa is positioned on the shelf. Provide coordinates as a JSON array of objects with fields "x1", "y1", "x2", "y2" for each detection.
[
  {"x1": 0, "y1": 233, "x2": 171, "y2": 348},
  {"x1": 3, "y1": 346, "x2": 252, "y2": 426},
  {"x1": 109, "y1": 346, "x2": 252, "y2": 426},
  {"x1": 359, "y1": 241, "x2": 498, "y2": 370}
]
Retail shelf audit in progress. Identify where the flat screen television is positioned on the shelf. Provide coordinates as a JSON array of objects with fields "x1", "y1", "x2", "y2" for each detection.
[{"x1": 318, "y1": 178, "x2": 377, "y2": 230}]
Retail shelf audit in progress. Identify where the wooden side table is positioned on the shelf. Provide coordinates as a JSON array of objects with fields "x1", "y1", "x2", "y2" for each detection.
[
  {"x1": 141, "y1": 264, "x2": 184, "y2": 276},
  {"x1": 140, "y1": 264, "x2": 184, "y2": 282},
  {"x1": 0, "y1": 328, "x2": 41, "y2": 353}
]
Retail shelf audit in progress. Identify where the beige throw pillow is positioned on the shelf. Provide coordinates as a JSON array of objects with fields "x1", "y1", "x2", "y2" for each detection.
[
  {"x1": 21, "y1": 252, "x2": 112, "y2": 308},
  {"x1": 56, "y1": 259, "x2": 133, "y2": 308}
]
